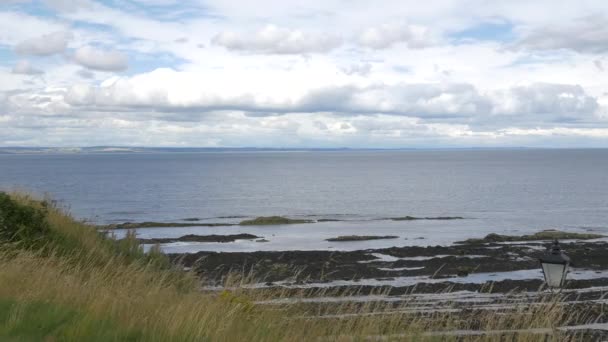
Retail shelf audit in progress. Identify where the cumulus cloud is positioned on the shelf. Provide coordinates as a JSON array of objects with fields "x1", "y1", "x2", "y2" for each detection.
[
  {"x1": 358, "y1": 23, "x2": 433, "y2": 49},
  {"x1": 594, "y1": 60, "x2": 604, "y2": 72},
  {"x1": 61, "y1": 71, "x2": 489, "y2": 118},
  {"x1": 42, "y1": 0, "x2": 94, "y2": 11},
  {"x1": 14, "y1": 31, "x2": 71, "y2": 56},
  {"x1": 3, "y1": 81, "x2": 607, "y2": 148},
  {"x1": 73, "y1": 47, "x2": 128, "y2": 71},
  {"x1": 11, "y1": 60, "x2": 43, "y2": 75},
  {"x1": 297, "y1": 83, "x2": 489, "y2": 117},
  {"x1": 516, "y1": 15, "x2": 608, "y2": 53},
  {"x1": 3, "y1": 0, "x2": 608, "y2": 147},
  {"x1": 490, "y1": 83, "x2": 598, "y2": 121},
  {"x1": 341, "y1": 63, "x2": 372, "y2": 76},
  {"x1": 56, "y1": 68, "x2": 600, "y2": 126},
  {"x1": 212, "y1": 25, "x2": 342, "y2": 54},
  {"x1": 76, "y1": 69, "x2": 95, "y2": 79}
]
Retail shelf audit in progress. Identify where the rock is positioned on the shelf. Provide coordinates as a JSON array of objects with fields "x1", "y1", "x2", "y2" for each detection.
[
  {"x1": 326, "y1": 235, "x2": 399, "y2": 242},
  {"x1": 239, "y1": 216, "x2": 313, "y2": 225},
  {"x1": 106, "y1": 221, "x2": 234, "y2": 229},
  {"x1": 458, "y1": 230, "x2": 604, "y2": 244},
  {"x1": 390, "y1": 216, "x2": 464, "y2": 221},
  {"x1": 137, "y1": 233, "x2": 260, "y2": 244}
]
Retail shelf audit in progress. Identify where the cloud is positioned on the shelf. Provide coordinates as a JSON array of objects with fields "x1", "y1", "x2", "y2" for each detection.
[
  {"x1": 76, "y1": 69, "x2": 95, "y2": 79},
  {"x1": 42, "y1": 0, "x2": 94, "y2": 11},
  {"x1": 14, "y1": 31, "x2": 71, "y2": 56},
  {"x1": 3, "y1": 0, "x2": 608, "y2": 147},
  {"x1": 490, "y1": 83, "x2": 598, "y2": 121},
  {"x1": 212, "y1": 25, "x2": 342, "y2": 54},
  {"x1": 515, "y1": 15, "x2": 608, "y2": 53},
  {"x1": 61, "y1": 70, "x2": 490, "y2": 118},
  {"x1": 56, "y1": 68, "x2": 601, "y2": 132},
  {"x1": 358, "y1": 23, "x2": 433, "y2": 49},
  {"x1": 11, "y1": 60, "x2": 43, "y2": 75},
  {"x1": 58, "y1": 68, "x2": 597, "y2": 124},
  {"x1": 73, "y1": 47, "x2": 129, "y2": 71},
  {"x1": 341, "y1": 63, "x2": 372, "y2": 76},
  {"x1": 594, "y1": 60, "x2": 604, "y2": 72},
  {"x1": 297, "y1": 83, "x2": 489, "y2": 117},
  {"x1": 130, "y1": 0, "x2": 180, "y2": 5}
]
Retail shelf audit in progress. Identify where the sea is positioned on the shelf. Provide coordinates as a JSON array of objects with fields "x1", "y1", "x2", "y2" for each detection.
[{"x1": 1, "y1": 149, "x2": 607, "y2": 253}]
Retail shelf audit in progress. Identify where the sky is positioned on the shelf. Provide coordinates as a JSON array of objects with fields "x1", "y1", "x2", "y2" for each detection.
[{"x1": 1, "y1": 0, "x2": 608, "y2": 148}]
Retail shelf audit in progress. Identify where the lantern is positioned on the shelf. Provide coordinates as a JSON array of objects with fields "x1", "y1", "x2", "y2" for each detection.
[{"x1": 539, "y1": 240, "x2": 570, "y2": 289}]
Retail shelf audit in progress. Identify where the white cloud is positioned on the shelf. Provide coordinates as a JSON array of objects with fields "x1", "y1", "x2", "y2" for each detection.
[
  {"x1": 212, "y1": 25, "x2": 342, "y2": 54},
  {"x1": 13, "y1": 31, "x2": 71, "y2": 56},
  {"x1": 0, "y1": 12, "x2": 67, "y2": 47},
  {"x1": 341, "y1": 63, "x2": 372, "y2": 76},
  {"x1": 55, "y1": 69, "x2": 600, "y2": 128},
  {"x1": 358, "y1": 23, "x2": 433, "y2": 49},
  {"x1": 42, "y1": 0, "x2": 94, "y2": 12},
  {"x1": 515, "y1": 15, "x2": 608, "y2": 53},
  {"x1": 76, "y1": 69, "x2": 95, "y2": 79},
  {"x1": 73, "y1": 47, "x2": 129, "y2": 71},
  {"x1": 11, "y1": 60, "x2": 43, "y2": 75},
  {"x1": 490, "y1": 83, "x2": 598, "y2": 121},
  {"x1": 594, "y1": 60, "x2": 604, "y2": 72},
  {"x1": 3, "y1": 1, "x2": 608, "y2": 147}
]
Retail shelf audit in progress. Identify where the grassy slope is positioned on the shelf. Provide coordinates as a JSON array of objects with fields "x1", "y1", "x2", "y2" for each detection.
[{"x1": 0, "y1": 193, "x2": 590, "y2": 341}]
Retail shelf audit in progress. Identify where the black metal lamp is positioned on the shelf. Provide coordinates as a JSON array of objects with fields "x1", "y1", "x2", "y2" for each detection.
[{"x1": 539, "y1": 240, "x2": 570, "y2": 289}]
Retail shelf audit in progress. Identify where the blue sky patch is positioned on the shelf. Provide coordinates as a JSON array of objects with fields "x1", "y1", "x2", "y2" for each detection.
[{"x1": 451, "y1": 20, "x2": 516, "y2": 43}]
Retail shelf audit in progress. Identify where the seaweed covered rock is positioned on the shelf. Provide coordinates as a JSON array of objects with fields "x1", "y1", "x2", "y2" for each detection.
[
  {"x1": 239, "y1": 216, "x2": 313, "y2": 225},
  {"x1": 459, "y1": 230, "x2": 604, "y2": 244},
  {"x1": 326, "y1": 235, "x2": 399, "y2": 242}
]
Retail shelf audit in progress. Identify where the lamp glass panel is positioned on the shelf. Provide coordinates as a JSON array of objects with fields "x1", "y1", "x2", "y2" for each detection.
[{"x1": 541, "y1": 262, "x2": 567, "y2": 288}]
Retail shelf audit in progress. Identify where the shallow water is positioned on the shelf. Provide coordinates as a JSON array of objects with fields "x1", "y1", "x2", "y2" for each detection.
[
  {"x1": 263, "y1": 268, "x2": 608, "y2": 289},
  {"x1": 2, "y1": 149, "x2": 608, "y2": 252}
]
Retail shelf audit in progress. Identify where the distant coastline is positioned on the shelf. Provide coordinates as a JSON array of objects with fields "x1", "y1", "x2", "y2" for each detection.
[{"x1": 0, "y1": 146, "x2": 572, "y2": 155}]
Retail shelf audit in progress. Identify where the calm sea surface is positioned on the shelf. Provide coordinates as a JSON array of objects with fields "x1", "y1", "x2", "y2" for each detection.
[{"x1": 1, "y1": 149, "x2": 607, "y2": 251}]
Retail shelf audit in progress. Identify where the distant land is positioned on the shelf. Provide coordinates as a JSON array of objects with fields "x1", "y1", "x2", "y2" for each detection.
[
  {"x1": 0, "y1": 146, "x2": 551, "y2": 154},
  {"x1": 0, "y1": 147, "x2": 366, "y2": 154}
]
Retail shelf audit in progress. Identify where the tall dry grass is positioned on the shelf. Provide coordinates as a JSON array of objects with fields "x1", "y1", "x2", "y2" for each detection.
[{"x1": 0, "y1": 192, "x2": 595, "y2": 341}]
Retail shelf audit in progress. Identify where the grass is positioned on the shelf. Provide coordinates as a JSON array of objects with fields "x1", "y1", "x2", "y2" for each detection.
[
  {"x1": 0, "y1": 192, "x2": 600, "y2": 341},
  {"x1": 0, "y1": 299, "x2": 145, "y2": 341}
]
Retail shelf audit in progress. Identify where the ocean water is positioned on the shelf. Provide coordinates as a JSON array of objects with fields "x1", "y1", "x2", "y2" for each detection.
[{"x1": 1, "y1": 149, "x2": 607, "y2": 252}]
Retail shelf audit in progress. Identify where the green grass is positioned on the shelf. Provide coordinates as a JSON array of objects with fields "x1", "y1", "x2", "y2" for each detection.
[{"x1": 0, "y1": 299, "x2": 146, "y2": 341}]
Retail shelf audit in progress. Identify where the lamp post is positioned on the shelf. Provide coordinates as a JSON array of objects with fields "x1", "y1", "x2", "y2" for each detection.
[{"x1": 539, "y1": 240, "x2": 570, "y2": 289}]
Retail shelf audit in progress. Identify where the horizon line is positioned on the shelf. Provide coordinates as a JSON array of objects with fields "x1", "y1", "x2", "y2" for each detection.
[{"x1": 2, "y1": 146, "x2": 608, "y2": 151}]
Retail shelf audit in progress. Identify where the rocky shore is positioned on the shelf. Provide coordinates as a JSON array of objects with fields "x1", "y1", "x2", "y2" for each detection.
[
  {"x1": 168, "y1": 231, "x2": 608, "y2": 295},
  {"x1": 138, "y1": 233, "x2": 260, "y2": 244}
]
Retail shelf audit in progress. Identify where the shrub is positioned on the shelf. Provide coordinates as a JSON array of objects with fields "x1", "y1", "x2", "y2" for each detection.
[{"x1": 0, "y1": 192, "x2": 51, "y2": 249}]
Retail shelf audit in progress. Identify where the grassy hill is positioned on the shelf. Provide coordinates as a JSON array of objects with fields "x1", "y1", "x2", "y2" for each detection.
[{"x1": 0, "y1": 192, "x2": 587, "y2": 341}]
